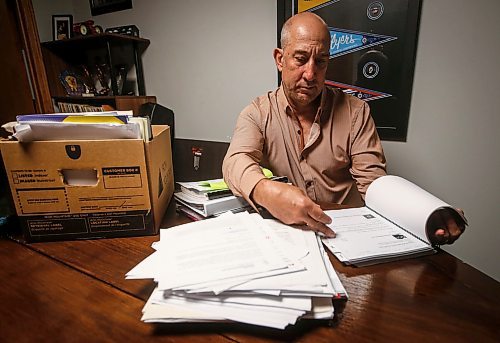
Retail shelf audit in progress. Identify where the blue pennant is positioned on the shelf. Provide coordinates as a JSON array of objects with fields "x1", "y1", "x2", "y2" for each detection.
[{"x1": 329, "y1": 28, "x2": 397, "y2": 58}]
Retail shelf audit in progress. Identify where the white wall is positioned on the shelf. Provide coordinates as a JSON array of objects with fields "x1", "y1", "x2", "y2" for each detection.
[
  {"x1": 33, "y1": 0, "x2": 499, "y2": 281},
  {"x1": 32, "y1": 0, "x2": 74, "y2": 42},
  {"x1": 70, "y1": 0, "x2": 277, "y2": 142},
  {"x1": 383, "y1": 0, "x2": 500, "y2": 281}
]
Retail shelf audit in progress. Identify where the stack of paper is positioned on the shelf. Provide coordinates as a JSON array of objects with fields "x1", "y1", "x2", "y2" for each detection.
[
  {"x1": 173, "y1": 174, "x2": 289, "y2": 219},
  {"x1": 321, "y1": 175, "x2": 467, "y2": 266},
  {"x1": 174, "y1": 177, "x2": 250, "y2": 219},
  {"x1": 177, "y1": 179, "x2": 233, "y2": 200},
  {"x1": 174, "y1": 191, "x2": 249, "y2": 218},
  {"x1": 126, "y1": 211, "x2": 347, "y2": 329},
  {"x1": 2, "y1": 111, "x2": 153, "y2": 142}
]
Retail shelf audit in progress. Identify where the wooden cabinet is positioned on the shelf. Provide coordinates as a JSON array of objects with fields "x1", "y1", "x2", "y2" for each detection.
[{"x1": 41, "y1": 33, "x2": 155, "y2": 114}]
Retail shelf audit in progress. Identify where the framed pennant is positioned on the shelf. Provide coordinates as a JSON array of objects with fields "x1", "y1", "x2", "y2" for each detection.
[{"x1": 278, "y1": 0, "x2": 423, "y2": 141}]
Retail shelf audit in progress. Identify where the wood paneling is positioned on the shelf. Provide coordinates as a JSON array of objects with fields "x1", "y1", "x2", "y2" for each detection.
[
  {"x1": 115, "y1": 95, "x2": 156, "y2": 114},
  {"x1": 14, "y1": 0, "x2": 52, "y2": 113},
  {"x1": 0, "y1": 0, "x2": 36, "y2": 121}
]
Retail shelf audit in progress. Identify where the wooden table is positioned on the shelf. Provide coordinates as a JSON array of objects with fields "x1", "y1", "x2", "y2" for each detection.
[{"x1": 1, "y1": 202, "x2": 499, "y2": 342}]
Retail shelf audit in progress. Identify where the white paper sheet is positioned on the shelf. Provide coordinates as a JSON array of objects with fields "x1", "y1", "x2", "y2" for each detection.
[
  {"x1": 366, "y1": 175, "x2": 454, "y2": 242},
  {"x1": 224, "y1": 219, "x2": 338, "y2": 297},
  {"x1": 323, "y1": 207, "x2": 431, "y2": 262},
  {"x1": 154, "y1": 293, "x2": 306, "y2": 329},
  {"x1": 11, "y1": 122, "x2": 141, "y2": 142},
  {"x1": 153, "y1": 214, "x2": 295, "y2": 291}
]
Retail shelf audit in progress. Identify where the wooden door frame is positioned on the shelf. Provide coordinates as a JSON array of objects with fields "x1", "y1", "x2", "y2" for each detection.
[{"x1": 14, "y1": 0, "x2": 53, "y2": 113}]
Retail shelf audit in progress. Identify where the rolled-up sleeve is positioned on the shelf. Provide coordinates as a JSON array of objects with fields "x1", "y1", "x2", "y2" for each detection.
[
  {"x1": 349, "y1": 101, "x2": 387, "y2": 198},
  {"x1": 222, "y1": 102, "x2": 267, "y2": 207}
]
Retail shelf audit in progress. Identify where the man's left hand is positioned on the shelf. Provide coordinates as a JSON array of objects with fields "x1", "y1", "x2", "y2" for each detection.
[{"x1": 427, "y1": 208, "x2": 466, "y2": 245}]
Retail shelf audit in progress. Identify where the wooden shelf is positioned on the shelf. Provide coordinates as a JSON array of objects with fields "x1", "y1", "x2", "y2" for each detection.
[
  {"x1": 41, "y1": 33, "x2": 154, "y2": 114},
  {"x1": 41, "y1": 33, "x2": 149, "y2": 52},
  {"x1": 53, "y1": 95, "x2": 156, "y2": 115},
  {"x1": 52, "y1": 95, "x2": 152, "y2": 101}
]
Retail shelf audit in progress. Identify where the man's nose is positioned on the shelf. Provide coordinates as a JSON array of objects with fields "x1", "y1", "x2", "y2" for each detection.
[{"x1": 303, "y1": 60, "x2": 316, "y2": 81}]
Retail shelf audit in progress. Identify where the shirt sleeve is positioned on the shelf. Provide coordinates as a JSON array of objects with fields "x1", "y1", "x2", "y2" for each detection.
[
  {"x1": 349, "y1": 101, "x2": 387, "y2": 198},
  {"x1": 222, "y1": 101, "x2": 267, "y2": 208}
]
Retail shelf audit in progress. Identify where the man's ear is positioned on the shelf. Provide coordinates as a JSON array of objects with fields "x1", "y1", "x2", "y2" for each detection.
[{"x1": 273, "y1": 48, "x2": 284, "y2": 72}]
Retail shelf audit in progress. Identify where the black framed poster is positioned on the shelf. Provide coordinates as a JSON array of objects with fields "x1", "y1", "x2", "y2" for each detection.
[
  {"x1": 89, "y1": 0, "x2": 132, "y2": 16},
  {"x1": 277, "y1": 0, "x2": 422, "y2": 141}
]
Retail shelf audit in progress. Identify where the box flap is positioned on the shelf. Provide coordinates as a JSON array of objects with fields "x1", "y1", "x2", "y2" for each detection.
[{"x1": 145, "y1": 125, "x2": 174, "y2": 232}]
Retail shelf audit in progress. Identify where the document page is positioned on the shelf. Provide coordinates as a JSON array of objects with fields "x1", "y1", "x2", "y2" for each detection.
[
  {"x1": 365, "y1": 175, "x2": 461, "y2": 243},
  {"x1": 322, "y1": 175, "x2": 469, "y2": 266},
  {"x1": 228, "y1": 217, "x2": 338, "y2": 297},
  {"x1": 323, "y1": 207, "x2": 431, "y2": 263},
  {"x1": 154, "y1": 213, "x2": 294, "y2": 290}
]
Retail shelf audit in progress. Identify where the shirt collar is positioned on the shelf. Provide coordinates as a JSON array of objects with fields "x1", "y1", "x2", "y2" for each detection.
[
  {"x1": 277, "y1": 83, "x2": 327, "y2": 122},
  {"x1": 276, "y1": 85, "x2": 291, "y2": 116}
]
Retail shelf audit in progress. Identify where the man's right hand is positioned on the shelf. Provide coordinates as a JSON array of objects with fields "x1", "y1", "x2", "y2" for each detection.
[{"x1": 252, "y1": 178, "x2": 335, "y2": 237}]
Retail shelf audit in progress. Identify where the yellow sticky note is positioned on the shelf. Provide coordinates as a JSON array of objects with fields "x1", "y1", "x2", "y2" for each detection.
[
  {"x1": 201, "y1": 180, "x2": 228, "y2": 190},
  {"x1": 262, "y1": 168, "x2": 273, "y2": 178},
  {"x1": 198, "y1": 167, "x2": 273, "y2": 190}
]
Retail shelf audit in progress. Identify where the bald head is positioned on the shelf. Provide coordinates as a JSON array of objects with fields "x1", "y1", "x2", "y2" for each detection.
[
  {"x1": 280, "y1": 12, "x2": 330, "y2": 50},
  {"x1": 274, "y1": 12, "x2": 330, "y2": 110}
]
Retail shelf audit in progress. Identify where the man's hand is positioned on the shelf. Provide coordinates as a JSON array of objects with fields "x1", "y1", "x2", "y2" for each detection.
[
  {"x1": 252, "y1": 179, "x2": 335, "y2": 237},
  {"x1": 427, "y1": 208, "x2": 466, "y2": 245}
]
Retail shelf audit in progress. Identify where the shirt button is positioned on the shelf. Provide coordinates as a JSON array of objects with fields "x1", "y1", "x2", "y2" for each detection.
[
  {"x1": 297, "y1": 130, "x2": 301, "y2": 135},
  {"x1": 306, "y1": 180, "x2": 313, "y2": 187}
]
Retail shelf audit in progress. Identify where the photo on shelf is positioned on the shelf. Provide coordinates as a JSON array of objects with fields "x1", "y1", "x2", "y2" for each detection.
[
  {"x1": 59, "y1": 70, "x2": 85, "y2": 96},
  {"x1": 52, "y1": 14, "x2": 73, "y2": 41}
]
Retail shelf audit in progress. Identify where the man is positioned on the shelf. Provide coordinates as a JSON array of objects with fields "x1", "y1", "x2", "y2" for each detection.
[{"x1": 223, "y1": 12, "x2": 464, "y2": 244}]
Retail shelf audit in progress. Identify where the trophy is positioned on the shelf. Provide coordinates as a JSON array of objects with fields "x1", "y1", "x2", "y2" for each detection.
[
  {"x1": 94, "y1": 64, "x2": 111, "y2": 95},
  {"x1": 114, "y1": 64, "x2": 127, "y2": 95},
  {"x1": 79, "y1": 65, "x2": 96, "y2": 95}
]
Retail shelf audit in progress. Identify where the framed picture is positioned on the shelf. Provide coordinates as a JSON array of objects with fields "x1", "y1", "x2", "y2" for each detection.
[
  {"x1": 59, "y1": 70, "x2": 85, "y2": 96},
  {"x1": 52, "y1": 15, "x2": 73, "y2": 41},
  {"x1": 277, "y1": 0, "x2": 423, "y2": 141},
  {"x1": 89, "y1": 0, "x2": 133, "y2": 16}
]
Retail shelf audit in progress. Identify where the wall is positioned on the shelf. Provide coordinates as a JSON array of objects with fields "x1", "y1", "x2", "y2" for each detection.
[
  {"x1": 33, "y1": 0, "x2": 499, "y2": 281},
  {"x1": 71, "y1": 0, "x2": 278, "y2": 142},
  {"x1": 383, "y1": 0, "x2": 500, "y2": 281},
  {"x1": 32, "y1": 0, "x2": 73, "y2": 42}
]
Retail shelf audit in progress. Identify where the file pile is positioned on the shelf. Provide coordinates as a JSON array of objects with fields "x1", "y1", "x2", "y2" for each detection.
[
  {"x1": 2, "y1": 111, "x2": 152, "y2": 142},
  {"x1": 173, "y1": 174, "x2": 284, "y2": 219},
  {"x1": 126, "y1": 211, "x2": 347, "y2": 329},
  {"x1": 174, "y1": 177, "x2": 249, "y2": 220}
]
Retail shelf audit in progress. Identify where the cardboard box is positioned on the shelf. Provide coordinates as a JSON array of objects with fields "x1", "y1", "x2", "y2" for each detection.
[{"x1": 0, "y1": 125, "x2": 174, "y2": 242}]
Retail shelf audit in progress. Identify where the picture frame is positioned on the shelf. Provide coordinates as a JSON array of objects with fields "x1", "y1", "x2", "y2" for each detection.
[
  {"x1": 59, "y1": 70, "x2": 85, "y2": 96},
  {"x1": 52, "y1": 15, "x2": 73, "y2": 41},
  {"x1": 277, "y1": 0, "x2": 423, "y2": 142},
  {"x1": 89, "y1": 0, "x2": 133, "y2": 16}
]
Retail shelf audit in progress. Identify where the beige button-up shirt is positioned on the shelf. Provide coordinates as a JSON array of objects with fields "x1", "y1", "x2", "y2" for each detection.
[{"x1": 222, "y1": 85, "x2": 386, "y2": 207}]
